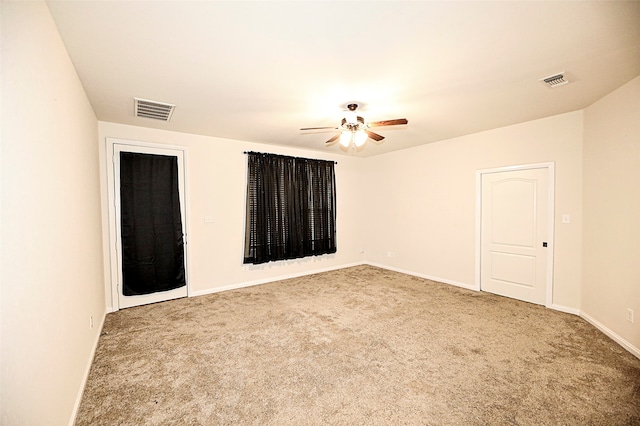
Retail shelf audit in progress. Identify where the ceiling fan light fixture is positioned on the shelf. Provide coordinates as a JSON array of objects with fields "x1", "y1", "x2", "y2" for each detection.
[
  {"x1": 302, "y1": 102, "x2": 407, "y2": 150},
  {"x1": 354, "y1": 130, "x2": 367, "y2": 147},
  {"x1": 339, "y1": 131, "x2": 352, "y2": 147}
]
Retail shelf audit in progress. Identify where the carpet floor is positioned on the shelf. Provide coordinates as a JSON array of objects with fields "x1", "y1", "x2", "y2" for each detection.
[{"x1": 76, "y1": 265, "x2": 640, "y2": 425}]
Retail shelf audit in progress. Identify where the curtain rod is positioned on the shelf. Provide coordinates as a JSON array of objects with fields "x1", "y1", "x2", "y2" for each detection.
[{"x1": 243, "y1": 151, "x2": 337, "y2": 164}]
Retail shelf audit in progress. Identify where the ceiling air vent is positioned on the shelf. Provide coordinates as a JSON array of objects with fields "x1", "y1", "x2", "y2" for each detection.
[
  {"x1": 539, "y1": 73, "x2": 569, "y2": 88},
  {"x1": 134, "y1": 98, "x2": 175, "y2": 121}
]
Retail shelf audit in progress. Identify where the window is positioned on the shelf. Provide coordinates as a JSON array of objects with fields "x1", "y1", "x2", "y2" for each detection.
[{"x1": 243, "y1": 152, "x2": 337, "y2": 264}]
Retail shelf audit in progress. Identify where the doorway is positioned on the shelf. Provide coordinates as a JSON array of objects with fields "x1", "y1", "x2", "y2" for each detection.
[
  {"x1": 106, "y1": 139, "x2": 189, "y2": 310},
  {"x1": 476, "y1": 163, "x2": 554, "y2": 306}
]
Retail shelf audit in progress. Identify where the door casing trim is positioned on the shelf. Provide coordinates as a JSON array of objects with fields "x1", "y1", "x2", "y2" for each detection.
[
  {"x1": 105, "y1": 137, "x2": 191, "y2": 311},
  {"x1": 475, "y1": 162, "x2": 555, "y2": 307}
]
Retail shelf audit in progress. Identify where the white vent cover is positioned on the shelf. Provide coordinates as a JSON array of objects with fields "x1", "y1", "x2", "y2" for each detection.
[
  {"x1": 134, "y1": 98, "x2": 175, "y2": 121},
  {"x1": 539, "y1": 73, "x2": 569, "y2": 88}
]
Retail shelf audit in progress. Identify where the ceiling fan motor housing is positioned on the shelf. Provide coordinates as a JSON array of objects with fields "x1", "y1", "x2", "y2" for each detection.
[{"x1": 341, "y1": 116, "x2": 365, "y2": 131}]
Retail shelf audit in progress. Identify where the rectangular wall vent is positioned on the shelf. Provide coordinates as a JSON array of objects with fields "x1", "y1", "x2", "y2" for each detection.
[
  {"x1": 539, "y1": 73, "x2": 569, "y2": 88},
  {"x1": 134, "y1": 98, "x2": 175, "y2": 121}
]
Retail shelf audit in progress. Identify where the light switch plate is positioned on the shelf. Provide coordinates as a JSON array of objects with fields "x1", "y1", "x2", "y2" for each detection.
[{"x1": 562, "y1": 214, "x2": 570, "y2": 224}]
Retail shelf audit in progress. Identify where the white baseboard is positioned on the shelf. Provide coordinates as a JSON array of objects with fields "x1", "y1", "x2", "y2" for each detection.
[
  {"x1": 365, "y1": 262, "x2": 476, "y2": 291},
  {"x1": 580, "y1": 312, "x2": 640, "y2": 360},
  {"x1": 190, "y1": 262, "x2": 365, "y2": 297},
  {"x1": 549, "y1": 303, "x2": 581, "y2": 316},
  {"x1": 69, "y1": 312, "x2": 107, "y2": 426}
]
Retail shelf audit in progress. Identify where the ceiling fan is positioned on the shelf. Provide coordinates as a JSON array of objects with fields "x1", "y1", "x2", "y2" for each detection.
[{"x1": 300, "y1": 104, "x2": 408, "y2": 149}]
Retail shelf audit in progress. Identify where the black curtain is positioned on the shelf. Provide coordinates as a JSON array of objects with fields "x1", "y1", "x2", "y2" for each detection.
[
  {"x1": 243, "y1": 152, "x2": 337, "y2": 264},
  {"x1": 120, "y1": 152, "x2": 186, "y2": 295}
]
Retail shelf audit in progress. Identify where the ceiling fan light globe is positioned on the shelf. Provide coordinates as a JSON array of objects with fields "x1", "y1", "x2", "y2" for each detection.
[
  {"x1": 339, "y1": 131, "x2": 352, "y2": 147},
  {"x1": 354, "y1": 130, "x2": 367, "y2": 147}
]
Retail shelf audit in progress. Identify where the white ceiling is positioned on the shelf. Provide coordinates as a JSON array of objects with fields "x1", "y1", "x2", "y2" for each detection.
[{"x1": 47, "y1": 1, "x2": 640, "y2": 157}]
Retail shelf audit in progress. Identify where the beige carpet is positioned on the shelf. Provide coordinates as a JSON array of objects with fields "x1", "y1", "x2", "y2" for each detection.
[{"x1": 76, "y1": 265, "x2": 640, "y2": 425}]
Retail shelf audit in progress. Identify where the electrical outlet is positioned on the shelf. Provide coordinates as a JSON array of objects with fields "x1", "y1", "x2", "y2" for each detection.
[
  {"x1": 387, "y1": 251, "x2": 395, "y2": 258},
  {"x1": 627, "y1": 309, "x2": 634, "y2": 323},
  {"x1": 90, "y1": 315, "x2": 94, "y2": 329}
]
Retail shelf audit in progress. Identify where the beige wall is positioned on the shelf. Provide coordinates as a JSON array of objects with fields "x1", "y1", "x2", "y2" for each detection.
[
  {"x1": 582, "y1": 75, "x2": 640, "y2": 350},
  {"x1": 2, "y1": 3, "x2": 639, "y2": 425},
  {"x1": 1, "y1": 2, "x2": 105, "y2": 425},
  {"x1": 362, "y1": 111, "x2": 584, "y2": 310},
  {"x1": 98, "y1": 123, "x2": 367, "y2": 309}
]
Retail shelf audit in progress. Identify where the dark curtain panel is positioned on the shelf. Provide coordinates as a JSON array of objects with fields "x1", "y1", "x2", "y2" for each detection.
[
  {"x1": 120, "y1": 152, "x2": 186, "y2": 295},
  {"x1": 244, "y1": 152, "x2": 337, "y2": 264}
]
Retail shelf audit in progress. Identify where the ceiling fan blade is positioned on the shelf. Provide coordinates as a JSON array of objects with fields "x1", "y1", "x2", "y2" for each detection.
[
  {"x1": 300, "y1": 126, "x2": 337, "y2": 131},
  {"x1": 365, "y1": 130, "x2": 385, "y2": 141},
  {"x1": 368, "y1": 118, "x2": 408, "y2": 127},
  {"x1": 326, "y1": 134, "x2": 340, "y2": 144}
]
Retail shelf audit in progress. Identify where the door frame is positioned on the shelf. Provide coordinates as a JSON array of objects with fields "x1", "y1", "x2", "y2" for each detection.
[
  {"x1": 474, "y1": 162, "x2": 555, "y2": 307},
  {"x1": 105, "y1": 137, "x2": 191, "y2": 311}
]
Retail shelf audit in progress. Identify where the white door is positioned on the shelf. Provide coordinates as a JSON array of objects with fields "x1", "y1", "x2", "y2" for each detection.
[
  {"x1": 480, "y1": 166, "x2": 552, "y2": 305},
  {"x1": 113, "y1": 143, "x2": 188, "y2": 309}
]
